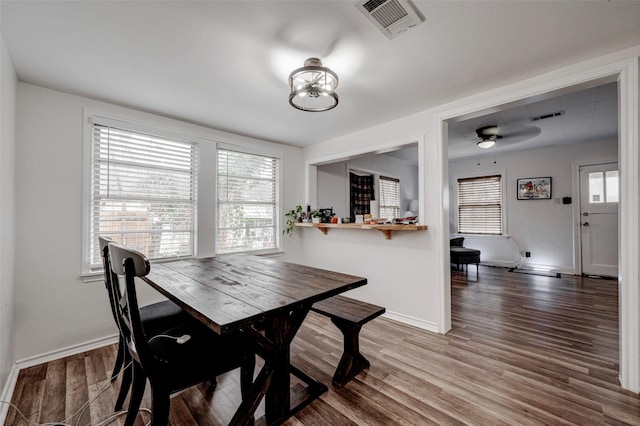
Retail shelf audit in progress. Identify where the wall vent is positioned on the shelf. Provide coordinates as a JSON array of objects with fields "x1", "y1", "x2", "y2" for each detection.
[
  {"x1": 356, "y1": 0, "x2": 425, "y2": 39},
  {"x1": 531, "y1": 111, "x2": 565, "y2": 121}
]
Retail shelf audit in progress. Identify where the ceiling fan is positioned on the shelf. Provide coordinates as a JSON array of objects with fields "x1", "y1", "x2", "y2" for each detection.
[
  {"x1": 475, "y1": 125, "x2": 541, "y2": 149},
  {"x1": 475, "y1": 126, "x2": 501, "y2": 149}
]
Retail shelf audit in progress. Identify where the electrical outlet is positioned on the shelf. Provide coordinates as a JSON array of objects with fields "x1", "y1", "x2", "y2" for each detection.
[{"x1": 525, "y1": 251, "x2": 531, "y2": 258}]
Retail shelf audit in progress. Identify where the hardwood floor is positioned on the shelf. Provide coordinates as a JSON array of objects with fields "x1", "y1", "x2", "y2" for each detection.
[{"x1": 5, "y1": 266, "x2": 640, "y2": 425}]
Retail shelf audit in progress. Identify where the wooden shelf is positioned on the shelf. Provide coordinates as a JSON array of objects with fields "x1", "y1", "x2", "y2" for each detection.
[{"x1": 295, "y1": 222, "x2": 428, "y2": 240}]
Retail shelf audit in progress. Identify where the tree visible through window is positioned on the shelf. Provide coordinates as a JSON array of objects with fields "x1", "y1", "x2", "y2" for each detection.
[
  {"x1": 216, "y1": 148, "x2": 280, "y2": 253},
  {"x1": 88, "y1": 122, "x2": 197, "y2": 270},
  {"x1": 457, "y1": 175, "x2": 502, "y2": 235}
]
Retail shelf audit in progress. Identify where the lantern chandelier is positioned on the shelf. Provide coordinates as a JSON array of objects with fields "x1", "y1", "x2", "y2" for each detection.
[{"x1": 288, "y1": 58, "x2": 339, "y2": 112}]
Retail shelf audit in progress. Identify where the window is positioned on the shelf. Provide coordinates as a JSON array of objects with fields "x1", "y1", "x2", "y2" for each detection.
[
  {"x1": 379, "y1": 175, "x2": 400, "y2": 218},
  {"x1": 86, "y1": 118, "x2": 198, "y2": 271},
  {"x1": 588, "y1": 170, "x2": 619, "y2": 203},
  {"x1": 216, "y1": 147, "x2": 280, "y2": 253},
  {"x1": 457, "y1": 175, "x2": 502, "y2": 235}
]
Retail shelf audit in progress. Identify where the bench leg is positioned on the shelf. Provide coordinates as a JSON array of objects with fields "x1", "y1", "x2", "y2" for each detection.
[{"x1": 330, "y1": 318, "x2": 370, "y2": 388}]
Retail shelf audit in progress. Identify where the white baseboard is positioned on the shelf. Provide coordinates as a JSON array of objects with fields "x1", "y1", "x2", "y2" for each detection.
[
  {"x1": 479, "y1": 261, "x2": 577, "y2": 275},
  {"x1": 15, "y1": 334, "x2": 119, "y2": 370},
  {"x1": 0, "y1": 333, "x2": 118, "y2": 424},
  {"x1": 382, "y1": 311, "x2": 440, "y2": 333}
]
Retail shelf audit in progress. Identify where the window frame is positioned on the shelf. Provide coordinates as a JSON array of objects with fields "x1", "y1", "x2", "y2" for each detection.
[
  {"x1": 214, "y1": 142, "x2": 282, "y2": 255},
  {"x1": 455, "y1": 172, "x2": 506, "y2": 236},
  {"x1": 82, "y1": 111, "x2": 200, "y2": 278}
]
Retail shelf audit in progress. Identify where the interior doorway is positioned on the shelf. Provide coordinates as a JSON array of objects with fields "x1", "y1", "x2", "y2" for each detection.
[
  {"x1": 438, "y1": 55, "x2": 640, "y2": 392},
  {"x1": 447, "y1": 79, "x2": 622, "y2": 382}
]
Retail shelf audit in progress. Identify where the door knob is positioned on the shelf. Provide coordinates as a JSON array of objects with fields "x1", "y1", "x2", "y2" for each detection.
[
  {"x1": 582, "y1": 212, "x2": 589, "y2": 216},
  {"x1": 582, "y1": 222, "x2": 590, "y2": 226}
]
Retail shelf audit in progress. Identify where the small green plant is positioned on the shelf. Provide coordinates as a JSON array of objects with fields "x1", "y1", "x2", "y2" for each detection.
[
  {"x1": 284, "y1": 205, "x2": 303, "y2": 236},
  {"x1": 311, "y1": 209, "x2": 323, "y2": 223}
]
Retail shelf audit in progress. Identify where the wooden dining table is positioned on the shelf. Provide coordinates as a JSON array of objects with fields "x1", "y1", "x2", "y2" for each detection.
[{"x1": 142, "y1": 254, "x2": 367, "y2": 425}]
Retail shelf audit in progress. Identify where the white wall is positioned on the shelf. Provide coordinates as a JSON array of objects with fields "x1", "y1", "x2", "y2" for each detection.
[
  {"x1": 302, "y1": 129, "x2": 440, "y2": 331},
  {"x1": 316, "y1": 152, "x2": 419, "y2": 219},
  {"x1": 14, "y1": 83, "x2": 304, "y2": 360},
  {"x1": 0, "y1": 34, "x2": 17, "y2": 395},
  {"x1": 449, "y1": 139, "x2": 617, "y2": 273}
]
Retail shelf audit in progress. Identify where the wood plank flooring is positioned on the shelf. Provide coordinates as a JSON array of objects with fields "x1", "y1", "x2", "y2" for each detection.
[{"x1": 5, "y1": 266, "x2": 640, "y2": 425}]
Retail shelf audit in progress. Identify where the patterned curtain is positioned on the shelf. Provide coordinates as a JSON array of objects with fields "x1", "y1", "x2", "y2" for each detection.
[{"x1": 350, "y1": 172, "x2": 374, "y2": 219}]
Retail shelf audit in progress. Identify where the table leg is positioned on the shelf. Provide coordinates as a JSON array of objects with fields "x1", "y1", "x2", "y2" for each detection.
[
  {"x1": 230, "y1": 305, "x2": 328, "y2": 426},
  {"x1": 264, "y1": 311, "x2": 292, "y2": 423}
]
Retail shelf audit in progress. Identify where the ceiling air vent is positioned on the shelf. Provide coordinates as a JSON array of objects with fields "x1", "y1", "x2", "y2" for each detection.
[
  {"x1": 356, "y1": 0, "x2": 425, "y2": 39},
  {"x1": 531, "y1": 111, "x2": 565, "y2": 122}
]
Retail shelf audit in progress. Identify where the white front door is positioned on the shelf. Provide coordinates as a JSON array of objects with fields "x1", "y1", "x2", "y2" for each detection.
[{"x1": 579, "y1": 163, "x2": 619, "y2": 277}]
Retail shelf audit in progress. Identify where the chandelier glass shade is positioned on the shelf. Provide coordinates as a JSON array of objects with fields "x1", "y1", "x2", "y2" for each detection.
[{"x1": 288, "y1": 58, "x2": 339, "y2": 112}]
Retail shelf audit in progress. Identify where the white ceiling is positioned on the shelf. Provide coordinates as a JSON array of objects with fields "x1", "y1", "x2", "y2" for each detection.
[{"x1": 2, "y1": 1, "x2": 639, "y2": 147}]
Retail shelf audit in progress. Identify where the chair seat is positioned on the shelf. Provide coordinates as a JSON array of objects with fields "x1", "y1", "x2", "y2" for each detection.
[
  {"x1": 140, "y1": 300, "x2": 193, "y2": 336},
  {"x1": 148, "y1": 322, "x2": 254, "y2": 391}
]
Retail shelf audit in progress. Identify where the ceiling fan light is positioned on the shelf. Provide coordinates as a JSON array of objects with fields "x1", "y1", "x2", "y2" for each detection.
[{"x1": 477, "y1": 139, "x2": 496, "y2": 149}]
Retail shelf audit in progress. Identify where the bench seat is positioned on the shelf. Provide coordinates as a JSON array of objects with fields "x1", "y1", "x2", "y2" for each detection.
[
  {"x1": 450, "y1": 247, "x2": 481, "y2": 269},
  {"x1": 450, "y1": 237, "x2": 481, "y2": 274},
  {"x1": 311, "y1": 295, "x2": 385, "y2": 387}
]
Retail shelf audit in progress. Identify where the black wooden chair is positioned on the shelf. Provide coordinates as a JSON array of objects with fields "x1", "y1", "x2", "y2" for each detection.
[
  {"x1": 99, "y1": 236, "x2": 200, "y2": 411},
  {"x1": 107, "y1": 242, "x2": 256, "y2": 426}
]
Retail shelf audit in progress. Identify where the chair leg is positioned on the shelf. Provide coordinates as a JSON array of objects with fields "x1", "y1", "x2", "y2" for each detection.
[
  {"x1": 114, "y1": 353, "x2": 131, "y2": 411},
  {"x1": 124, "y1": 362, "x2": 146, "y2": 426},
  {"x1": 111, "y1": 335, "x2": 126, "y2": 382},
  {"x1": 150, "y1": 382, "x2": 171, "y2": 426}
]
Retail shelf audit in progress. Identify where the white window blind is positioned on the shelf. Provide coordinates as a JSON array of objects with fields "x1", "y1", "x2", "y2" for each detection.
[
  {"x1": 458, "y1": 175, "x2": 502, "y2": 235},
  {"x1": 88, "y1": 123, "x2": 198, "y2": 270},
  {"x1": 217, "y1": 148, "x2": 280, "y2": 253},
  {"x1": 379, "y1": 175, "x2": 400, "y2": 219}
]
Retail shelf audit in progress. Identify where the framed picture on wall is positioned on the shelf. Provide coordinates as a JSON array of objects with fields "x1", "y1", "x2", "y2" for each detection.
[{"x1": 517, "y1": 177, "x2": 552, "y2": 200}]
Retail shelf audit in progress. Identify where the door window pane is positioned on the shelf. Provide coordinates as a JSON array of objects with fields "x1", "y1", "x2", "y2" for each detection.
[
  {"x1": 589, "y1": 172, "x2": 604, "y2": 204},
  {"x1": 605, "y1": 170, "x2": 619, "y2": 203},
  {"x1": 588, "y1": 170, "x2": 619, "y2": 204}
]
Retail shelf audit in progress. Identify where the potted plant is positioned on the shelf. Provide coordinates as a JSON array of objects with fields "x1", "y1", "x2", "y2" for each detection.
[
  {"x1": 284, "y1": 205, "x2": 303, "y2": 236},
  {"x1": 312, "y1": 210, "x2": 323, "y2": 224}
]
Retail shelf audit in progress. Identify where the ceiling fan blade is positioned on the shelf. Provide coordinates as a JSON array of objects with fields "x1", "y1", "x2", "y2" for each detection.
[
  {"x1": 476, "y1": 125, "x2": 500, "y2": 138},
  {"x1": 501, "y1": 125, "x2": 542, "y2": 143}
]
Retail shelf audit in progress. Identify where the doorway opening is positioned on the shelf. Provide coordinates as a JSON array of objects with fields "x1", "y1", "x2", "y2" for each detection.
[{"x1": 444, "y1": 76, "x2": 626, "y2": 385}]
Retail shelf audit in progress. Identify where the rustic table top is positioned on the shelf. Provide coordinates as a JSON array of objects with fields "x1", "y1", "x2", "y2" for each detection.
[{"x1": 144, "y1": 254, "x2": 367, "y2": 334}]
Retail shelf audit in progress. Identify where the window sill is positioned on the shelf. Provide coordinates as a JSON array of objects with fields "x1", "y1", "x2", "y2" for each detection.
[{"x1": 80, "y1": 271, "x2": 103, "y2": 283}]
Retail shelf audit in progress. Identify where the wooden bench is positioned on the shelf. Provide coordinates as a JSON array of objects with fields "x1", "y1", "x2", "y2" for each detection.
[{"x1": 311, "y1": 295, "x2": 385, "y2": 387}]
